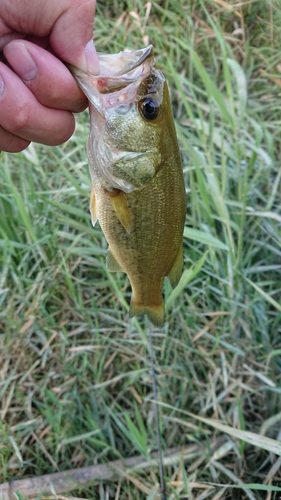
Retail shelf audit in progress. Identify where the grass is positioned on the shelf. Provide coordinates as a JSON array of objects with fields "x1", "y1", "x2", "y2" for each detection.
[{"x1": 1, "y1": 0, "x2": 281, "y2": 498}]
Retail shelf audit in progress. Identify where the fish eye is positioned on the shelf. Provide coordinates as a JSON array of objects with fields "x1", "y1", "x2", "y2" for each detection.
[{"x1": 139, "y1": 97, "x2": 160, "y2": 121}]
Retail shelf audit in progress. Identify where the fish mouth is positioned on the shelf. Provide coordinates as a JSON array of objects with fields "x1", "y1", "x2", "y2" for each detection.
[
  {"x1": 69, "y1": 45, "x2": 155, "y2": 111},
  {"x1": 98, "y1": 45, "x2": 153, "y2": 77},
  {"x1": 70, "y1": 45, "x2": 153, "y2": 80}
]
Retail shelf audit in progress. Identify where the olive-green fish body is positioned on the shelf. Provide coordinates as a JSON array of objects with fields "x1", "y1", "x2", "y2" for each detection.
[{"x1": 71, "y1": 46, "x2": 186, "y2": 326}]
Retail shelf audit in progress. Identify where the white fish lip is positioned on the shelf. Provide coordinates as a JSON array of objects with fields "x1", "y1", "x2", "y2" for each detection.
[{"x1": 98, "y1": 45, "x2": 153, "y2": 76}]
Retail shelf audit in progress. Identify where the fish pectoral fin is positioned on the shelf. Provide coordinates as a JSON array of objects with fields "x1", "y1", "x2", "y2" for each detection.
[
  {"x1": 168, "y1": 245, "x2": 183, "y2": 288},
  {"x1": 90, "y1": 186, "x2": 98, "y2": 226},
  {"x1": 106, "y1": 249, "x2": 124, "y2": 272},
  {"x1": 129, "y1": 298, "x2": 165, "y2": 327},
  {"x1": 109, "y1": 189, "x2": 132, "y2": 233}
]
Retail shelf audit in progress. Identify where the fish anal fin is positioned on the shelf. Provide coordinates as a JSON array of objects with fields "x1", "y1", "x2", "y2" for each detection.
[
  {"x1": 108, "y1": 189, "x2": 132, "y2": 233},
  {"x1": 129, "y1": 298, "x2": 165, "y2": 327},
  {"x1": 168, "y1": 245, "x2": 183, "y2": 288},
  {"x1": 90, "y1": 186, "x2": 97, "y2": 226},
  {"x1": 106, "y1": 249, "x2": 124, "y2": 272}
]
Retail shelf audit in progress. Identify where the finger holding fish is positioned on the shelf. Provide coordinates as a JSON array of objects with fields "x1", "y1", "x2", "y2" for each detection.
[{"x1": 0, "y1": 40, "x2": 87, "y2": 152}]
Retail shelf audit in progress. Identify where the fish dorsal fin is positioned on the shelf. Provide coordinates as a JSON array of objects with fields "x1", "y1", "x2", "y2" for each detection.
[
  {"x1": 108, "y1": 189, "x2": 132, "y2": 233},
  {"x1": 90, "y1": 186, "x2": 98, "y2": 226},
  {"x1": 106, "y1": 249, "x2": 123, "y2": 272},
  {"x1": 168, "y1": 245, "x2": 183, "y2": 288}
]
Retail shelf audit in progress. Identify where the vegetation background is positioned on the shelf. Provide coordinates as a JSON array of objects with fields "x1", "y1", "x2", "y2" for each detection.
[{"x1": 1, "y1": 0, "x2": 281, "y2": 498}]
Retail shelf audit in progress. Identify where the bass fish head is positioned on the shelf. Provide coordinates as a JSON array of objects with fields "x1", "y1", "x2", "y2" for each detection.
[{"x1": 71, "y1": 45, "x2": 171, "y2": 193}]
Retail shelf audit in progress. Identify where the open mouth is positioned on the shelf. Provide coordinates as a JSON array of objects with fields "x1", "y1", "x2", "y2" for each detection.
[
  {"x1": 98, "y1": 45, "x2": 153, "y2": 77},
  {"x1": 92, "y1": 46, "x2": 154, "y2": 95},
  {"x1": 70, "y1": 46, "x2": 155, "y2": 108}
]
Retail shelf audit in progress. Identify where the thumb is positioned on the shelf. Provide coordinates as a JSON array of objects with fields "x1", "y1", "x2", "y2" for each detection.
[{"x1": 49, "y1": 0, "x2": 99, "y2": 74}]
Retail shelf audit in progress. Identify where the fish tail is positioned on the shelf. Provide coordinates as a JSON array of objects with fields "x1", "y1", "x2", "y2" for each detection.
[{"x1": 129, "y1": 298, "x2": 165, "y2": 327}]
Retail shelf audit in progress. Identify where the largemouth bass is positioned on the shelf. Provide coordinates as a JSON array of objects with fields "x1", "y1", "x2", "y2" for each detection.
[{"x1": 71, "y1": 45, "x2": 186, "y2": 326}]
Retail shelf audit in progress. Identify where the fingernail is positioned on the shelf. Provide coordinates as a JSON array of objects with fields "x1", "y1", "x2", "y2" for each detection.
[
  {"x1": 85, "y1": 40, "x2": 100, "y2": 74},
  {"x1": 0, "y1": 74, "x2": 4, "y2": 97},
  {"x1": 4, "y1": 42, "x2": 38, "y2": 80}
]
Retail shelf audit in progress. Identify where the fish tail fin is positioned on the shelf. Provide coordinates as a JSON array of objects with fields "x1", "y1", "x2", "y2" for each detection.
[{"x1": 129, "y1": 298, "x2": 165, "y2": 327}]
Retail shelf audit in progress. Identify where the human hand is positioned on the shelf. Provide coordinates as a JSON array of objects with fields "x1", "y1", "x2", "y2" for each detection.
[{"x1": 0, "y1": 0, "x2": 99, "y2": 152}]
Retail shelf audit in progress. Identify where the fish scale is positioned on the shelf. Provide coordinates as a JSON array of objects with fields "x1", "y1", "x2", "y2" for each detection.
[{"x1": 97, "y1": 149, "x2": 185, "y2": 325}]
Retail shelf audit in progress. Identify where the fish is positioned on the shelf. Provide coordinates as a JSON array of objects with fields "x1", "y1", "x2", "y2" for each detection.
[{"x1": 70, "y1": 45, "x2": 186, "y2": 326}]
